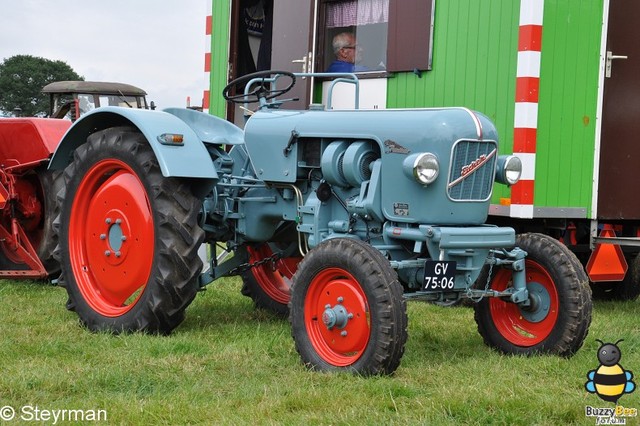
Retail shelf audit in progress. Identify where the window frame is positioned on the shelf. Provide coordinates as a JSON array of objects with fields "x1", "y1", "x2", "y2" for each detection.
[{"x1": 316, "y1": 0, "x2": 435, "y2": 75}]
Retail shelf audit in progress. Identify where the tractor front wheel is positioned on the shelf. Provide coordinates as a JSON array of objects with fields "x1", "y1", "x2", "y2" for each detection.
[
  {"x1": 290, "y1": 238, "x2": 407, "y2": 375},
  {"x1": 56, "y1": 127, "x2": 204, "y2": 334},
  {"x1": 474, "y1": 233, "x2": 592, "y2": 356}
]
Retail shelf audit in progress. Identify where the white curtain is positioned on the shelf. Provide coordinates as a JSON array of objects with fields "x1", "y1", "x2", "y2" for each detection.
[{"x1": 326, "y1": 0, "x2": 389, "y2": 28}]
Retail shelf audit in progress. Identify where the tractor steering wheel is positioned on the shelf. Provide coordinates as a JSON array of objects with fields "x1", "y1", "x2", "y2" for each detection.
[{"x1": 223, "y1": 70, "x2": 296, "y2": 104}]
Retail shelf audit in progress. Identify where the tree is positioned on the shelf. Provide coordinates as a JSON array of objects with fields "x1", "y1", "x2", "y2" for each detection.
[{"x1": 0, "y1": 55, "x2": 83, "y2": 116}]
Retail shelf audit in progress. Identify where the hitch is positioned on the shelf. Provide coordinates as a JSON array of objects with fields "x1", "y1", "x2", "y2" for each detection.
[
  {"x1": 0, "y1": 174, "x2": 48, "y2": 278},
  {"x1": 478, "y1": 247, "x2": 530, "y2": 305},
  {"x1": 0, "y1": 218, "x2": 48, "y2": 278}
]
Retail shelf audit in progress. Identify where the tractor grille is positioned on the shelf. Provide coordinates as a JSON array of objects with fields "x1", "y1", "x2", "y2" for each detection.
[{"x1": 447, "y1": 140, "x2": 497, "y2": 201}]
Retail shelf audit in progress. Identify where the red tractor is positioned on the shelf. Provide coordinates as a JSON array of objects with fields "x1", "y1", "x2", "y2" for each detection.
[
  {"x1": 0, "y1": 81, "x2": 148, "y2": 278},
  {"x1": 0, "y1": 118, "x2": 65, "y2": 277}
]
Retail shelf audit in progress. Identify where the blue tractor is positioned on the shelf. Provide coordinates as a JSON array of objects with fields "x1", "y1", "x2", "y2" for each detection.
[{"x1": 50, "y1": 71, "x2": 592, "y2": 375}]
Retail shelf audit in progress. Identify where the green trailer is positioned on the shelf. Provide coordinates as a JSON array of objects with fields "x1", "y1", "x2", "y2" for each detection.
[{"x1": 206, "y1": 0, "x2": 639, "y2": 299}]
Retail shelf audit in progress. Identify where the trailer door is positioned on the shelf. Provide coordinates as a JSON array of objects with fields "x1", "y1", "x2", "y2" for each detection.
[
  {"x1": 227, "y1": 0, "x2": 315, "y2": 124},
  {"x1": 597, "y1": 0, "x2": 640, "y2": 219},
  {"x1": 270, "y1": 0, "x2": 315, "y2": 110}
]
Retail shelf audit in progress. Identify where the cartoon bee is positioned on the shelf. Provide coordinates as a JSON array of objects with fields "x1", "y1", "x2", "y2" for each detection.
[{"x1": 585, "y1": 339, "x2": 636, "y2": 403}]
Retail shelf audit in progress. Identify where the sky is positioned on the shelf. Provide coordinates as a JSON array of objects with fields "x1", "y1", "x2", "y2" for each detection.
[{"x1": 0, "y1": 0, "x2": 207, "y2": 109}]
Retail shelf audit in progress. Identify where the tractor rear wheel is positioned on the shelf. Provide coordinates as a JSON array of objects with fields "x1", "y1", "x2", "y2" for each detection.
[
  {"x1": 36, "y1": 169, "x2": 63, "y2": 276},
  {"x1": 240, "y1": 243, "x2": 301, "y2": 316},
  {"x1": 56, "y1": 127, "x2": 204, "y2": 334},
  {"x1": 290, "y1": 238, "x2": 407, "y2": 375},
  {"x1": 474, "y1": 233, "x2": 592, "y2": 357}
]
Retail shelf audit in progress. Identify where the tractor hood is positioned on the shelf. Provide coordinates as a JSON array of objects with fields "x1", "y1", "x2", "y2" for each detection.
[{"x1": 243, "y1": 107, "x2": 498, "y2": 184}]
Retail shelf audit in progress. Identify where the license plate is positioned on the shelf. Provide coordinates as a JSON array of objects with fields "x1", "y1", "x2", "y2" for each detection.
[{"x1": 423, "y1": 260, "x2": 456, "y2": 291}]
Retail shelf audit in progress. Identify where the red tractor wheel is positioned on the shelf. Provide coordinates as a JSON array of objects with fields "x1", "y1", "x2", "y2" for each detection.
[
  {"x1": 302, "y1": 267, "x2": 372, "y2": 367},
  {"x1": 474, "y1": 233, "x2": 592, "y2": 357},
  {"x1": 57, "y1": 127, "x2": 204, "y2": 333},
  {"x1": 290, "y1": 238, "x2": 407, "y2": 375},
  {"x1": 240, "y1": 243, "x2": 301, "y2": 315}
]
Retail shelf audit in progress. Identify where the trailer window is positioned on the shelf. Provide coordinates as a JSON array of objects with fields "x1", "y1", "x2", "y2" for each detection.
[
  {"x1": 322, "y1": 0, "x2": 389, "y2": 73},
  {"x1": 319, "y1": 0, "x2": 434, "y2": 74}
]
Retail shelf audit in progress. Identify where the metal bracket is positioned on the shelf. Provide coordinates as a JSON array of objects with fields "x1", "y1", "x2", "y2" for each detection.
[{"x1": 283, "y1": 130, "x2": 300, "y2": 157}]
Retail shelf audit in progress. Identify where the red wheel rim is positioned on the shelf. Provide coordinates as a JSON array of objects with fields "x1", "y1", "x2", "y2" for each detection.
[
  {"x1": 488, "y1": 260, "x2": 559, "y2": 346},
  {"x1": 69, "y1": 159, "x2": 154, "y2": 317},
  {"x1": 247, "y1": 245, "x2": 300, "y2": 304},
  {"x1": 304, "y1": 268, "x2": 371, "y2": 366}
]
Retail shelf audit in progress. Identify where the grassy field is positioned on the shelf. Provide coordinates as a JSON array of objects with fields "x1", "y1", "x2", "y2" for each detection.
[{"x1": 0, "y1": 278, "x2": 638, "y2": 425}]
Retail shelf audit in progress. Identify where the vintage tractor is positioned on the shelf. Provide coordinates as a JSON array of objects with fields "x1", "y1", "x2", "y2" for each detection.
[
  {"x1": 49, "y1": 71, "x2": 592, "y2": 375},
  {"x1": 0, "y1": 81, "x2": 149, "y2": 278}
]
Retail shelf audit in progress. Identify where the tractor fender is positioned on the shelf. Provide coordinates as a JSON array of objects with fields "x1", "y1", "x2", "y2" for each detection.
[
  {"x1": 48, "y1": 106, "x2": 218, "y2": 180},
  {"x1": 163, "y1": 107, "x2": 244, "y2": 146}
]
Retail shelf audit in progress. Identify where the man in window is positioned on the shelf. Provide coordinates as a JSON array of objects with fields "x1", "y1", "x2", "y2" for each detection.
[{"x1": 327, "y1": 32, "x2": 370, "y2": 73}]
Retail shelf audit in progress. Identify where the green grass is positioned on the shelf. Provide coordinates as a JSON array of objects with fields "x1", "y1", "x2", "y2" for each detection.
[{"x1": 1, "y1": 279, "x2": 638, "y2": 425}]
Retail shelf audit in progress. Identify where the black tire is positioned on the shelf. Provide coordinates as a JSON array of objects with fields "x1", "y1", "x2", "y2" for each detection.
[
  {"x1": 289, "y1": 238, "x2": 408, "y2": 375},
  {"x1": 0, "y1": 168, "x2": 63, "y2": 277},
  {"x1": 36, "y1": 169, "x2": 64, "y2": 276},
  {"x1": 546, "y1": 236, "x2": 592, "y2": 352},
  {"x1": 474, "y1": 233, "x2": 592, "y2": 357},
  {"x1": 239, "y1": 243, "x2": 301, "y2": 316},
  {"x1": 624, "y1": 254, "x2": 640, "y2": 300},
  {"x1": 55, "y1": 127, "x2": 204, "y2": 334}
]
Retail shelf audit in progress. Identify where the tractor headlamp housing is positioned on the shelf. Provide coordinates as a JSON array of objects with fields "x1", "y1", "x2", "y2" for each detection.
[
  {"x1": 403, "y1": 153, "x2": 439, "y2": 186},
  {"x1": 495, "y1": 155, "x2": 522, "y2": 186}
]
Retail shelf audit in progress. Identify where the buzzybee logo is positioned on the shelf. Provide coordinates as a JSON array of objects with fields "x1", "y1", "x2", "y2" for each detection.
[
  {"x1": 584, "y1": 339, "x2": 637, "y2": 425},
  {"x1": 585, "y1": 340, "x2": 636, "y2": 403}
]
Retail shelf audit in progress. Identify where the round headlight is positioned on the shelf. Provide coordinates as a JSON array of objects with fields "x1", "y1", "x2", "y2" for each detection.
[
  {"x1": 504, "y1": 155, "x2": 522, "y2": 185},
  {"x1": 413, "y1": 153, "x2": 439, "y2": 185},
  {"x1": 496, "y1": 155, "x2": 522, "y2": 185}
]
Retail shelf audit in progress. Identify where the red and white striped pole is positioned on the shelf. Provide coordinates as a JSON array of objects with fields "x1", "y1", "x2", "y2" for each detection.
[
  {"x1": 203, "y1": 0, "x2": 212, "y2": 112},
  {"x1": 510, "y1": 0, "x2": 544, "y2": 218}
]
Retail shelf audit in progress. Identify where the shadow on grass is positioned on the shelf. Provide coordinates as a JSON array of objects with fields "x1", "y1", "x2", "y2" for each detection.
[
  {"x1": 179, "y1": 283, "x2": 288, "y2": 332},
  {"x1": 403, "y1": 301, "x2": 491, "y2": 364},
  {"x1": 180, "y1": 283, "x2": 489, "y2": 364}
]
